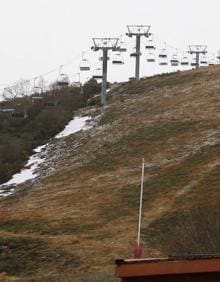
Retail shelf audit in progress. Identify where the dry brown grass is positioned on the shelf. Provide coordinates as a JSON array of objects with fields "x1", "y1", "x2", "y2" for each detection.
[{"x1": 1, "y1": 66, "x2": 220, "y2": 281}]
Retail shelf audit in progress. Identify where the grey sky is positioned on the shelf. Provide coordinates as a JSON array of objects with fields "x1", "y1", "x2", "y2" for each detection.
[{"x1": 0, "y1": 0, "x2": 220, "y2": 88}]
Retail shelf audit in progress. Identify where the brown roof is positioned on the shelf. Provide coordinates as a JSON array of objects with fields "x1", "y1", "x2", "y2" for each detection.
[{"x1": 115, "y1": 256, "x2": 220, "y2": 278}]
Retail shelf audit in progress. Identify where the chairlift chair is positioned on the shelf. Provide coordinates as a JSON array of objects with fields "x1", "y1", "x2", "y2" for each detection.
[
  {"x1": 159, "y1": 49, "x2": 168, "y2": 65},
  {"x1": 112, "y1": 53, "x2": 124, "y2": 65},
  {"x1": 44, "y1": 100, "x2": 57, "y2": 107},
  {"x1": 159, "y1": 49, "x2": 168, "y2": 59},
  {"x1": 216, "y1": 52, "x2": 220, "y2": 63},
  {"x1": 209, "y1": 59, "x2": 216, "y2": 66},
  {"x1": 57, "y1": 74, "x2": 70, "y2": 87},
  {"x1": 129, "y1": 77, "x2": 135, "y2": 81},
  {"x1": 145, "y1": 36, "x2": 156, "y2": 50},
  {"x1": 130, "y1": 47, "x2": 141, "y2": 57},
  {"x1": 130, "y1": 52, "x2": 137, "y2": 57},
  {"x1": 200, "y1": 55, "x2": 208, "y2": 66},
  {"x1": 80, "y1": 59, "x2": 91, "y2": 71},
  {"x1": 11, "y1": 111, "x2": 27, "y2": 119},
  {"x1": 33, "y1": 86, "x2": 41, "y2": 95},
  {"x1": 118, "y1": 40, "x2": 127, "y2": 52},
  {"x1": 130, "y1": 52, "x2": 142, "y2": 57},
  {"x1": 146, "y1": 52, "x2": 156, "y2": 63},
  {"x1": 170, "y1": 55, "x2": 179, "y2": 66},
  {"x1": 92, "y1": 68, "x2": 103, "y2": 80},
  {"x1": 181, "y1": 56, "x2": 189, "y2": 66},
  {"x1": 159, "y1": 61, "x2": 168, "y2": 66},
  {"x1": 191, "y1": 58, "x2": 197, "y2": 67},
  {"x1": 79, "y1": 52, "x2": 91, "y2": 71},
  {"x1": 33, "y1": 77, "x2": 42, "y2": 95},
  {"x1": 99, "y1": 56, "x2": 110, "y2": 61}
]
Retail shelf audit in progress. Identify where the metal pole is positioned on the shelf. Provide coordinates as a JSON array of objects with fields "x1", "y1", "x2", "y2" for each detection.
[
  {"x1": 137, "y1": 158, "x2": 145, "y2": 246},
  {"x1": 135, "y1": 35, "x2": 141, "y2": 80},
  {"x1": 101, "y1": 48, "x2": 108, "y2": 106},
  {"x1": 196, "y1": 52, "x2": 200, "y2": 69}
]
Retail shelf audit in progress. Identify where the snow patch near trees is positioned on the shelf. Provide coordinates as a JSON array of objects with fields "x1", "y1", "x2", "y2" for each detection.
[{"x1": 0, "y1": 116, "x2": 91, "y2": 197}]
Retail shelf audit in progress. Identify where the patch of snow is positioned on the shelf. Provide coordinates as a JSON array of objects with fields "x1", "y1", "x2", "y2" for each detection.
[
  {"x1": 0, "y1": 144, "x2": 46, "y2": 192},
  {"x1": 55, "y1": 116, "x2": 91, "y2": 139},
  {"x1": 0, "y1": 115, "x2": 92, "y2": 197}
]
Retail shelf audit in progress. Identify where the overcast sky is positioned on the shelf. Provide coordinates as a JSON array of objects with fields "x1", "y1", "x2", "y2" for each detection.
[{"x1": 0, "y1": 0, "x2": 220, "y2": 89}]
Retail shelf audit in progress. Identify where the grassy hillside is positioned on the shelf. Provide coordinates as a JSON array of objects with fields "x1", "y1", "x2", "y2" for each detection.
[{"x1": 1, "y1": 66, "x2": 220, "y2": 281}]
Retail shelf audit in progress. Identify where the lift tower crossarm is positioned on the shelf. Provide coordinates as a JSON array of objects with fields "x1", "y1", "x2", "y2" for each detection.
[
  {"x1": 188, "y1": 45, "x2": 208, "y2": 69},
  {"x1": 126, "y1": 25, "x2": 151, "y2": 80},
  {"x1": 91, "y1": 38, "x2": 120, "y2": 106}
]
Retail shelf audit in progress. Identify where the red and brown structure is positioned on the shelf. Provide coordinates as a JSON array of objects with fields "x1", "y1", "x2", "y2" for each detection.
[{"x1": 115, "y1": 255, "x2": 220, "y2": 281}]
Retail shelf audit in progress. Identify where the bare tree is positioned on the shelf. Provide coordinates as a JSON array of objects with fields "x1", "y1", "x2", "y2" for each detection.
[{"x1": 2, "y1": 79, "x2": 32, "y2": 100}]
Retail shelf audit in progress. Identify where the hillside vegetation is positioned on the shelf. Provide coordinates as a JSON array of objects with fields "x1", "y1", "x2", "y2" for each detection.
[
  {"x1": 0, "y1": 79, "x2": 100, "y2": 184},
  {"x1": 1, "y1": 66, "x2": 220, "y2": 281}
]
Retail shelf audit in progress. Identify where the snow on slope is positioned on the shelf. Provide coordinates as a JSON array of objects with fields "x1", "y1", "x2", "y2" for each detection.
[
  {"x1": 55, "y1": 116, "x2": 91, "y2": 139},
  {"x1": 0, "y1": 116, "x2": 91, "y2": 197}
]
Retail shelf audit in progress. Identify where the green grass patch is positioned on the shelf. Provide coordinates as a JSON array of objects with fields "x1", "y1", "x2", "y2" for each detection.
[
  {"x1": 0, "y1": 236, "x2": 80, "y2": 276},
  {"x1": 100, "y1": 166, "x2": 190, "y2": 222},
  {"x1": 0, "y1": 218, "x2": 98, "y2": 236},
  {"x1": 142, "y1": 206, "x2": 220, "y2": 255}
]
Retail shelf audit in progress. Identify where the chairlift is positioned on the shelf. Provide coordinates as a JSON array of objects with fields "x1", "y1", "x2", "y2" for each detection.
[
  {"x1": 191, "y1": 58, "x2": 197, "y2": 67},
  {"x1": 79, "y1": 52, "x2": 91, "y2": 71},
  {"x1": 92, "y1": 68, "x2": 103, "y2": 80},
  {"x1": 118, "y1": 41, "x2": 127, "y2": 52},
  {"x1": 145, "y1": 36, "x2": 156, "y2": 50},
  {"x1": 33, "y1": 77, "x2": 42, "y2": 95},
  {"x1": 56, "y1": 65, "x2": 70, "y2": 86},
  {"x1": 33, "y1": 86, "x2": 41, "y2": 95},
  {"x1": 159, "y1": 61, "x2": 168, "y2": 66},
  {"x1": 11, "y1": 111, "x2": 27, "y2": 119},
  {"x1": 200, "y1": 55, "x2": 208, "y2": 66},
  {"x1": 130, "y1": 47, "x2": 137, "y2": 56},
  {"x1": 146, "y1": 52, "x2": 156, "y2": 63},
  {"x1": 99, "y1": 56, "x2": 110, "y2": 61},
  {"x1": 209, "y1": 58, "x2": 216, "y2": 66},
  {"x1": 31, "y1": 96, "x2": 44, "y2": 106},
  {"x1": 216, "y1": 52, "x2": 220, "y2": 63},
  {"x1": 57, "y1": 73, "x2": 70, "y2": 86},
  {"x1": 159, "y1": 49, "x2": 168, "y2": 65},
  {"x1": 181, "y1": 56, "x2": 189, "y2": 66},
  {"x1": 170, "y1": 55, "x2": 179, "y2": 66},
  {"x1": 130, "y1": 52, "x2": 137, "y2": 57},
  {"x1": 130, "y1": 47, "x2": 141, "y2": 57},
  {"x1": 44, "y1": 100, "x2": 57, "y2": 107},
  {"x1": 158, "y1": 49, "x2": 168, "y2": 59},
  {"x1": 129, "y1": 77, "x2": 135, "y2": 81},
  {"x1": 112, "y1": 53, "x2": 124, "y2": 65}
]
